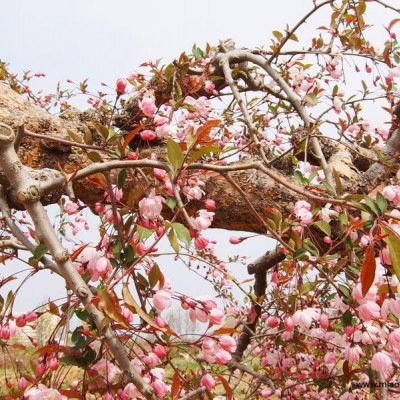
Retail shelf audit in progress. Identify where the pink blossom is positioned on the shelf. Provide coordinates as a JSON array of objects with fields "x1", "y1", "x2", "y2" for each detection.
[
  {"x1": 92, "y1": 359, "x2": 120, "y2": 382},
  {"x1": 105, "y1": 185, "x2": 123, "y2": 202},
  {"x1": 382, "y1": 185, "x2": 400, "y2": 204},
  {"x1": 194, "y1": 235, "x2": 209, "y2": 250},
  {"x1": 357, "y1": 301, "x2": 381, "y2": 321},
  {"x1": 345, "y1": 345, "x2": 364, "y2": 364},
  {"x1": 293, "y1": 308, "x2": 320, "y2": 329},
  {"x1": 155, "y1": 316, "x2": 166, "y2": 328},
  {"x1": 141, "y1": 129, "x2": 157, "y2": 141},
  {"x1": 209, "y1": 307, "x2": 225, "y2": 325},
  {"x1": 229, "y1": 236, "x2": 243, "y2": 244},
  {"x1": 155, "y1": 124, "x2": 170, "y2": 139},
  {"x1": 284, "y1": 316, "x2": 295, "y2": 332},
  {"x1": 371, "y1": 351, "x2": 392, "y2": 372},
  {"x1": 140, "y1": 97, "x2": 157, "y2": 117},
  {"x1": 139, "y1": 189, "x2": 165, "y2": 219},
  {"x1": 86, "y1": 255, "x2": 112, "y2": 282},
  {"x1": 192, "y1": 209, "x2": 214, "y2": 233},
  {"x1": 153, "y1": 168, "x2": 166, "y2": 181},
  {"x1": 204, "y1": 80, "x2": 217, "y2": 95},
  {"x1": 294, "y1": 200, "x2": 311, "y2": 213},
  {"x1": 215, "y1": 349, "x2": 232, "y2": 364},
  {"x1": 153, "y1": 344, "x2": 167, "y2": 358},
  {"x1": 153, "y1": 289, "x2": 172, "y2": 312},
  {"x1": 201, "y1": 373, "x2": 216, "y2": 390},
  {"x1": 320, "y1": 314, "x2": 329, "y2": 330},
  {"x1": 205, "y1": 199, "x2": 216, "y2": 211},
  {"x1": 326, "y1": 57, "x2": 343, "y2": 79},
  {"x1": 18, "y1": 377, "x2": 29, "y2": 391},
  {"x1": 388, "y1": 328, "x2": 400, "y2": 350},
  {"x1": 184, "y1": 185, "x2": 204, "y2": 200},
  {"x1": 359, "y1": 235, "x2": 370, "y2": 248},
  {"x1": 116, "y1": 78, "x2": 127, "y2": 95},
  {"x1": 65, "y1": 202, "x2": 80, "y2": 215},
  {"x1": 296, "y1": 207, "x2": 313, "y2": 226},
  {"x1": 143, "y1": 352, "x2": 161, "y2": 367},
  {"x1": 267, "y1": 316, "x2": 279, "y2": 328},
  {"x1": 219, "y1": 336, "x2": 237, "y2": 352},
  {"x1": 24, "y1": 384, "x2": 66, "y2": 400},
  {"x1": 152, "y1": 379, "x2": 167, "y2": 398},
  {"x1": 48, "y1": 356, "x2": 60, "y2": 371},
  {"x1": 380, "y1": 246, "x2": 392, "y2": 266},
  {"x1": 381, "y1": 298, "x2": 400, "y2": 320}
]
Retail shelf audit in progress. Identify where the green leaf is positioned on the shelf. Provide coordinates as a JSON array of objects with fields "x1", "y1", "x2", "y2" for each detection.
[
  {"x1": 363, "y1": 195, "x2": 381, "y2": 217},
  {"x1": 117, "y1": 169, "x2": 127, "y2": 189},
  {"x1": 294, "y1": 170, "x2": 306, "y2": 185},
  {"x1": 83, "y1": 125, "x2": 93, "y2": 145},
  {"x1": 332, "y1": 168, "x2": 343, "y2": 195},
  {"x1": 167, "y1": 138, "x2": 184, "y2": 172},
  {"x1": 172, "y1": 223, "x2": 191, "y2": 248},
  {"x1": 67, "y1": 129, "x2": 83, "y2": 143},
  {"x1": 304, "y1": 93, "x2": 318, "y2": 106},
  {"x1": 168, "y1": 229, "x2": 180, "y2": 253},
  {"x1": 376, "y1": 192, "x2": 388, "y2": 215},
  {"x1": 312, "y1": 220, "x2": 331, "y2": 237},
  {"x1": 149, "y1": 263, "x2": 164, "y2": 289},
  {"x1": 187, "y1": 145, "x2": 224, "y2": 163},
  {"x1": 165, "y1": 197, "x2": 177, "y2": 210},
  {"x1": 137, "y1": 225, "x2": 155, "y2": 241},
  {"x1": 33, "y1": 243, "x2": 48, "y2": 259},
  {"x1": 192, "y1": 44, "x2": 204, "y2": 60},
  {"x1": 272, "y1": 30, "x2": 284, "y2": 40},
  {"x1": 322, "y1": 181, "x2": 336, "y2": 196},
  {"x1": 87, "y1": 151, "x2": 102, "y2": 163},
  {"x1": 383, "y1": 227, "x2": 400, "y2": 281},
  {"x1": 303, "y1": 238, "x2": 319, "y2": 256},
  {"x1": 341, "y1": 310, "x2": 353, "y2": 327}
]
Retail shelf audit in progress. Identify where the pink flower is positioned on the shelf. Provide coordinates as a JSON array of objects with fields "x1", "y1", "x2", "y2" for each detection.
[
  {"x1": 155, "y1": 316, "x2": 166, "y2": 328},
  {"x1": 194, "y1": 235, "x2": 209, "y2": 250},
  {"x1": 140, "y1": 129, "x2": 157, "y2": 141},
  {"x1": 139, "y1": 189, "x2": 165, "y2": 219},
  {"x1": 357, "y1": 301, "x2": 381, "y2": 321},
  {"x1": 143, "y1": 352, "x2": 161, "y2": 367},
  {"x1": 192, "y1": 209, "x2": 214, "y2": 233},
  {"x1": 152, "y1": 379, "x2": 167, "y2": 398},
  {"x1": 383, "y1": 185, "x2": 400, "y2": 204},
  {"x1": 153, "y1": 344, "x2": 167, "y2": 358},
  {"x1": 153, "y1": 168, "x2": 167, "y2": 180},
  {"x1": 326, "y1": 57, "x2": 343, "y2": 79},
  {"x1": 140, "y1": 97, "x2": 157, "y2": 117},
  {"x1": 209, "y1": 307, "x2": 225, "y2": 325},
  {"x1": 215, "y1": 349, "x2": 232, "y2": 365},
  {"x1": 266, "y1": 316, "x2": 279, "y2": 328},
  {"x1": 153, "y1": 289, "x2": 172, "y2": 312},
  {"x1": 284, "y1": 316, "x2": 295, "y2": 332},
  {"x1": 205, "y1": 199, "x2": 216, "y2": 211},
  {"x1": 87, "y1": 255, "x2": 112, "y2": 282},
  {"x1": 65, "y1": 202, "x2": 80, "y2": 215},
  {"x1": 229, "y1": 236, "x2": 243, "y2": 245},
  {"x1": 371, "y1": 352, "x2": 392, "y2": 372},
  {"x1": 105, "y1": 185, "x2": 123, "y2": 202},
  {"x1": 293, "y1": 308, "x2": 319, "y2": 329},
  {"x1": 320, "y1": 314, "x2": 329, "y2": 330},
  {"x1": 201, "y1": 374, "x2": 216, "y2": 390},
  {"x1": 24, "y1": 384, "x2": 66, "y2": 400},
  {"x1": 219, "y1": 336, "x2": 237, "y2": 353},
  {"x1": 18, "y1": 377, "x2": 29, "y2": 391},
  {"x1": 116, "y1": 78, "x2": 127, "y2": 95},
  {"x1": 380, "y1": 247, "x2": 392, "y2": 265},
  {"x1": 184, "y1": 185, "x2": 204, "y2": 200},
  {"x1": 381, "y1": 298, "x2": 400, "y2": 320},
  {"x1": 345, "y1": 345, "x2": 364, "y2": 364},
  {"x1": 388, "y1": 328, "x2": 400, "y2": 350},
  {"x1": 48, "y1": 356, "x2": 59, "y2": 371},
  {"x1": 92, "y1": 359, "x2": 120, "y2": 382},
  {"x1": 296, "y1": 208, "x2": 313, "y2": 226}
]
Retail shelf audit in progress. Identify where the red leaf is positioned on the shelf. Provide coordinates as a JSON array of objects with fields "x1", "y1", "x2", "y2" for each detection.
[
  {"x1": 70, "y1": 243, "x2": 90, "y2": 262},
  {"x1": 388, "y1": 18, "x2": 400, "y2": 32},
  {"x1": 360, "y1": 244, "x2": 376, "y2": 297},
  {"x1": 171, "y1": 371, "x2": 181, "y2": 399},
  {"x1": 216, "y1": 375, "x2": 233, "y2": 400},
  {"x1": 194, "y1": 119, "x2": 221, "y2": 145},
  {"x1": 121, "y1": 124, "x2": 143, "y2": 153}
]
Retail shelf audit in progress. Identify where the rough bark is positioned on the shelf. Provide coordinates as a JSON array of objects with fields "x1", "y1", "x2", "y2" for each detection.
[{"x1": 0, "y1": 82, "x2": 396, "y2": 234}]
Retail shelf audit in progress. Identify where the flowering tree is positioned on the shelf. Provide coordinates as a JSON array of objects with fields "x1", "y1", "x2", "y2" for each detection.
[{"x1": 1, "y1": 0, "x2": 400, "y2": 398}]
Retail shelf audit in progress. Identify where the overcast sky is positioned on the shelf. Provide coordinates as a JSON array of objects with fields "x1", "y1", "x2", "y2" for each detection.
[{"x1": 0, "y1": 0, "x2": 398, "y2": 312}]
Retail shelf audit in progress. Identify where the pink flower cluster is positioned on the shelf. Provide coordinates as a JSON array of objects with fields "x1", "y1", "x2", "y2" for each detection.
[
  {"x1": 382, "y1": 185, "x2": 400, "y2": 205},
  {"x1": 139, "y1": 189, "x2": 165, "y2": 219},
  {"x1": 191, "y1": 209, "x2": 214, "y2": 232},
  {"x1": 181, "y1": 295, "x2": 224, "y2": 325},
  {"x1": 202, "y1": 335, "x2": 236, "y2": 365},
  {"x1": 24, "y1": 384, "x2": 66, "y2": 400},
  {"x1": 75, "y1": 245, "x2": 112, "y2": 282},
  {"x1": 294, "y1": 200, "x2": 313, "y2": 226}
]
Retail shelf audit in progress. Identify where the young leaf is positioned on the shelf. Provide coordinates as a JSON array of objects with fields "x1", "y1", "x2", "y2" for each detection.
[
  {"x1": 383, "y1": 226, "x2": 400, "y2": 281},
  {"x1": 312, "y1": 220, "x2": 331, "y2": 237},
  {"x1": 167, "y1": 138, "x2": 184, "y2": 172},
  {"x1": 360, "y1": 244, "x2": 376, "y2": 297},
  {"x1": 172, "y1": 222, "x2": 191, "y2": 248}
]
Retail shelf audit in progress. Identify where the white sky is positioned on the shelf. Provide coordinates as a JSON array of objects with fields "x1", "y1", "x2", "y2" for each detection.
[{"x1": 0, "y1": 0, "x2": 398, "y2": 312}]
